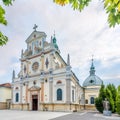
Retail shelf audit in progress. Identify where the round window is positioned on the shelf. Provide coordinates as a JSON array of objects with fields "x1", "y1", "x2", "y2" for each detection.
[{"x1": 32, "y1": 62, "x2": 39, "y2": 71}]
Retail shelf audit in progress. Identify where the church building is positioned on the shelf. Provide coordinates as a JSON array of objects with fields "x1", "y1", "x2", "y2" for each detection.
[
  {"x1": 11, "y1": 25, "x2": 84, "y2": 111},
  {"x1": 83, "y1": 58, "x2": 103, "y2": 109}
]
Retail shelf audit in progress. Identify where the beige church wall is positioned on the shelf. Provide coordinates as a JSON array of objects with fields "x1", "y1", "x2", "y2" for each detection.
[
  {"x1": 85, "y1": 88, "x2": 99, "y2": 105},
  {"x1": 27, "y1": 36, "x2": 42, "y2": 50},
  {"x1": 0, "y1": 87, "x2": 11, "y2": 102},
  {"x1": 44, "y1": 54, "x2": 50, "y2": 72},
  {"x1": 75, "y1": 85, "x2": 82, "y2": 104},
  {"x1": 22, "y1": 62, "x2": 27, "y2": 77},
  {"x1": 28, "y1": 79, "x2": 41, "y2": 89},
  {"x1": 26, "y1": 56, "x2": 41, "y2": 76},
  {"x1": 53, "y1": 84, "x2": 66, "y2": 103},
  {"x1": 84, "y1": 105, "x2": 96, "y2": 110},
  {"x1": 44, "y1": 79, "x2": 49, "y2": 103},
  {"x1": 11, "y1": 103, "x2": 29, "y2": 110},
  {"x1": 39, "y1": 103, "x2": 81, "y2": 112},
  {"x1": 22, "y1": 85, "x2": 26, "y2": 103},
  {"x1": 11, "y1": 103, "x2": 81, "y2": 111},
  {"x1": 80, "y1": 105, "x2": 96, "y2": 110},
  {"x1": 0, "y1": 102, "x2": 7, "y2": 109},
  {"x1": 11, "y1": 104, "x2": 22, "y2": 110},
  {"x1": 53, "y1": 76, "x2": 66, "y2": 103},
  {"x1": 71, "y1": 78, "x2": 83, "y2": 104},
  {"x1": 22, "y1": 104, "x2": 29, "y2": 110},
  {"x1": 53, "y1": 67, "x2": 66, "y2": 74},
  {"x1": 13, "y1": 85, "x2": 20, "y2": 103},
  {"x1": 52, "y1": 54, "x2": 63, "y2": 70},
  {"x1": 71, "y1": 80, "x2": 76, "y2": 99}
]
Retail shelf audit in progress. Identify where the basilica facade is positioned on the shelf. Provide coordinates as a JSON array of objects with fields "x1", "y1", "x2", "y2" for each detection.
[{"x1": 11, "y1": 26, "x2": 103, "y2": 111}]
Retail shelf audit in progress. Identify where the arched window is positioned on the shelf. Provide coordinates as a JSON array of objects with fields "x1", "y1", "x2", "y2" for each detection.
[
  {"x1": 57, "y1": 88, "x2": 62, "y2": 101},
  {"x1": 90, "y1": 97, "x2": 94, "y2": 104},
  {"x1": 16, "y1": 93, "x2": 19, "y2": 102}
]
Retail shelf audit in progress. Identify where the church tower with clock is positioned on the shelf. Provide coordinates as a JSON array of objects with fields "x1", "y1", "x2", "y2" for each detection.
[{"x1": 11, "y1": 25, "x2": 84, "y2": 111}]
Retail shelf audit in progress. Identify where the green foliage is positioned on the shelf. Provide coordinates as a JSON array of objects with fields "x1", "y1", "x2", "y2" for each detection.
[
  {"x1": 0, "y1": 5, "x2": 7, "y2": 25},
  {"x1": 54, "y1": 0, "x2": 91, "y2": 11},
  {"x1": 0, "y1": 0, "x2": 14, "y2": 46},
  {"x1": 54, "y1": 0, "x2": 120, "y2": 27},
  {"x1": 99, "y1": 84, "x2": 106, "y2": 100},
  {"x1": 106, "y1": 84, "x2": 116, "y2": 102},
  {"x1": 95, "y1": 84, "x2": 106, "y2": 113},
  {"x1": 116, "y1": 85, "x2": 120, "y2": 115},
  {"x1": 0, "y1": 32, "x2": 8, "y2": 46},
  {"x1": 95, "y1": 83, "x2": 117, "y2": 113},
  {"x1": 105, "y1": 87, "x2": 115, "y2": 112},
  {"x1": 104, "y1": 0, "x2": 120, "y2": 27},
  {"x1": 95, "y1": 97, "x2": 104, "y2": 113},
  {"x1": 105, "y1": 84, "x2": 117, "y2": 113},
  {"x1": 2, "y1": 0, "x2": 14, "y2": 6}
]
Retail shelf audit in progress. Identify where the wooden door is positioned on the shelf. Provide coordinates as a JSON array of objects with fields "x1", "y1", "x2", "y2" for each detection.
[{"x1": 32, "y1": 95, "x2": 38, "y2": 110}]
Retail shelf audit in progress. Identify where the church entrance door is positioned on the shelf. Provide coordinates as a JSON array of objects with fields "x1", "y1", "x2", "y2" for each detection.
[{"x1": 32, "y1": 95, "x2": 38, "y2": 110}]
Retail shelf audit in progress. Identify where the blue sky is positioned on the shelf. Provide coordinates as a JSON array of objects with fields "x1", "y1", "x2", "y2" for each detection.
[{"x1": 0, "y1": 0, "x2": 120, "y2": 87}]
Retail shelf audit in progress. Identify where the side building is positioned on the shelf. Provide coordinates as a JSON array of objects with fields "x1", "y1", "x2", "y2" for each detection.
[
  {"x1": 0, "y1": 83, "x2": 11, "y2": 109},
  {"x1": 83, "y1": 58, "x2": 103, "y2": 110},
  {"x1": 11, "y1": 26, "x2": 84, "y2": 111}
]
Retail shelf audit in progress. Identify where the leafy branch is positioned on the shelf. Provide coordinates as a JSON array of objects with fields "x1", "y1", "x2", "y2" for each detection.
[
  {"x1": 54, "y1": 0, "x2": 120, "y2": 27},
  {"x1": 0, "y1": 0, "x2": 14, "y2": 46}
]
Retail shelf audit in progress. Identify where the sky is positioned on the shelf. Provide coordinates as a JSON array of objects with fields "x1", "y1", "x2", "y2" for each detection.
[{"x1": 0, "y1": 0, "x2": 120, "y2": 87}]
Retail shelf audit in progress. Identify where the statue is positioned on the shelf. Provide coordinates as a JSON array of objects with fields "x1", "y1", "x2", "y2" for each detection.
[
  {"x1": 103, "y1": 98, "x2": 111, "y2": 116},
  {"x1": 103, "y1": 98, "x2": 110, "y2": 111}
]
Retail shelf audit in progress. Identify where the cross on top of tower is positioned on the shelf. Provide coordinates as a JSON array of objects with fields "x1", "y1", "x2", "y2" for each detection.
[{"x1": 33, "y1": 24, "x2": 38, "y2": 31}]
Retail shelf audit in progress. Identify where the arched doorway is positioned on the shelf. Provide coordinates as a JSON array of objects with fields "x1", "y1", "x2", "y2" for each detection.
[{"x1": 32, "y1": 95, "x2": 38, "y2": 110}]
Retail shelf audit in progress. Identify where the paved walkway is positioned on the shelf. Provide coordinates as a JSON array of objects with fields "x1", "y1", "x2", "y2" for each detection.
[
  {"x1": 51, "y1": 111, "x2": 120, "y2": 120},
  {"x1": 0, "y1": 110, "x2": 120, "y2": 120},
  {"x1": 0, "y1": 110, "x2": 70, "y2": 120}
]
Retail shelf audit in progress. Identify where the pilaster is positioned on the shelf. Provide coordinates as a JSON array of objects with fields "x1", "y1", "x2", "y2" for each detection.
[
  {"x1": 11, "y1": 85, "x2": 14, "y2": 103},
  {"x1": 66, "y1": 78, "x2": 71, "y2": 103},
  {"x1": 66, "y1": 65, "x2": 72, "y2": 103},
  {"x1": 40, "y1": 79, "x2": 44, "y2": 102},
  {"x1": 49, "y1": 77, "x2": 53, "y2": 103},
  {"x1": 25, "y1": 82, "x2": 29, "y2": 103},
  {"x1": 41, "y1": 54, "x2": 44, "y2": 71},
  {"x1": 20, "y1": 83, "x2": 23, "y2": 103},
  {"x1": 49, "y1": 52, "x2": 54, "y2": 70}
]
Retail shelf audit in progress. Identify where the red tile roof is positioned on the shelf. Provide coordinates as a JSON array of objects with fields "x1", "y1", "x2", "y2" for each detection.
[{"x1": 0, "y1": 83, "x2": 11, "y2": 88}]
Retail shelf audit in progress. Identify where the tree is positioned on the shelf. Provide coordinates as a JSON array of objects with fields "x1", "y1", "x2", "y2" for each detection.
[
  {"x1": 95, "y1": 84, "x2": 106, "y2": 113},
  {"x1": 105, "y1": 84, "x2": 117, "y2": 113},
  {"x1": 0, "y1": 0, "x2": 14, "y2": 46},
  {"x1": 106, "y1": 84, "x2": 117, "y2": 102},
  {"x1": 116, "y1": 85, "x2": 120, "y2": 115},
  {"x1": 95, "y1": 84, "x2": 117, "y2": 113},
  {"x1": 105, "y1": 87, "x2": 115, "y2": 112},
  {"x1": 54, "y1": 0, "x2": 120, "y2": 27}
]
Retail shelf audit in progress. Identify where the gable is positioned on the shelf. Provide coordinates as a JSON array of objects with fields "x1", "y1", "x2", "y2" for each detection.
[
  {"x1": 25, "y1": 31, "x2": 47, "y2": 43},
  {"x1": 53, "y1": 52, "x2": 67, "y2": 68}
]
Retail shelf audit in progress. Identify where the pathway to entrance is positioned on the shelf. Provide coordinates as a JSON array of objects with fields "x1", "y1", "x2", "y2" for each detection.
[
  {"x1": 51, "y1": 111, "x2": 120, "y2": 120},
  {"x1": 0, "y1": 110, "x2": 119, "y2": 120},
  {"x1": 0, "y1": 110, "x2": 70, "y2": 120}
]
